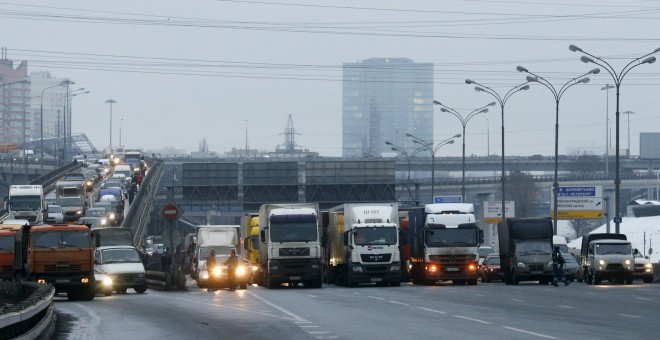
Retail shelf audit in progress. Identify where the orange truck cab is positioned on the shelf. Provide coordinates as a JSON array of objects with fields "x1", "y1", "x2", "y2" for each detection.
[
  {"x1": 0, "y1": 224, "x2": 22, "y2": 280},
  {"x1": 15, "y1": 224, "x2": 96, "y2": 300}
]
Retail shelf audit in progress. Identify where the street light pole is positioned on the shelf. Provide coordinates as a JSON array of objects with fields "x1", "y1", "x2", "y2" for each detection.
[
  {"x1": 465, "y1": 79, "x2": 530, "y2": 221},
  {"x1": 106, "y1": 99, "x2": 117, "y2": 158},
  {"x1": 119, "y1": 118, "x2": 124, "y2": 149},
  {"x1": 60, "y1": 80, "x2": 75, "y2": 162},
  {"x1": 386, "y1": 141, "x2": 426, "y2": 181},
  {"x1": 434, "y1": 100, "x2": 495, "y2": 203},
  {"x1": 622, "y1": 110, "x2": 635, "y2": 157},
  {"x1": 570, "y1": 44, "x2": 659, "y2": 234},
  {"x1": 516, "y1": 65, "x2": 599, "y2": 235},
  {"x1": 39, "y1": 82, "x2": 65, "y2": 172},
  {"x1": 406, "y1": 133, "x2": 460, "y2": 203},
  {"x1": 601, "y1": 84, "x2": 615, "y2": 177}
]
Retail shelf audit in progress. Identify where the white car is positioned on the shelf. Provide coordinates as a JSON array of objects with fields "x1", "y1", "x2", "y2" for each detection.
[{"x1": 46, "y1": 205, "x2": 64, "y2": 224}]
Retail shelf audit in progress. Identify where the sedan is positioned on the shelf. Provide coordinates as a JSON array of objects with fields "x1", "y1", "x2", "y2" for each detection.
[
  {"x1": 562, "y1": 252, "x2": 579, "y2": 282},
  {"x1": 479, "y1": 254, "x2": 503, "y2": 283},
  {"x1": 46, "y1": 205, "x2": 64, "y2": 224}
]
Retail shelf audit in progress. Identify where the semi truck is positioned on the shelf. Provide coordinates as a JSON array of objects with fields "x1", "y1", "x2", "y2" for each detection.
[
  {"x1": 241, "y1": 213, "x2": 260, "y2": 284},
  {"x1": 579, "y1": 233, "x2": 634, "y2": 285},
  {"x1": 14, "y1": 224, "x2": 95, "y2": 300},
  {"x1": 193, "y1": 225, "x2": 241, "y2": 288},
  {"x1": 56, "y1": 180, "x2": 86, "y2": 222},
  {"x1": 408, "y1": 203, "x2": 482, "y2": 285},
  {"x1": 5, "y1": 185, "x2": 46, "y2": 225},
  {"x1": 325, "y1": 203, "x2": 401, "y2": 287},
  {"x1": 258, "y1": 203, "x2": 322, "y2": 289},
  {"x1": 498, "y1": 218, "x2": 554, "y2": 285}
]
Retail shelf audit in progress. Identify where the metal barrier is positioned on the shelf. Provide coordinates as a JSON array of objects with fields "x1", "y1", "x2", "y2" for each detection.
[
  {"x1": 122, "y1": 159, "x2": 164, "y2": 249},
  {"x1": 0, "y1": 282, "x2": 56, "y2": 339}
]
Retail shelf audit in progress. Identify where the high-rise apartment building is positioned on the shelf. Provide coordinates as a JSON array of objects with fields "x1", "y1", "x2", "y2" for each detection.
[
  {"x1": 30, "y1": 71, "x2": 67, "y2": 142},
  {"x1": 342, "y1": 58, "x2": 434, "y2": 157},
  {"x1": 0, "y1": 52, "x2": 31, "y2": 146}
]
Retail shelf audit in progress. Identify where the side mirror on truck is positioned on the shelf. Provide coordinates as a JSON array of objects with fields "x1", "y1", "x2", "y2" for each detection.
[
  {"x1": 260, "y1": 229, "x2": 267, "y2": 243},
  {"x1": 479, "y1": 230, "x2": 484, "y2": 244}
]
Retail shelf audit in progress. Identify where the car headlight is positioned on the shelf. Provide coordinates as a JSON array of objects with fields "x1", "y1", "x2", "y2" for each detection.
[
  {"x1": 251, "y1": 265, "x2": 259, "y2": 272},
  {"x1": 644, "y1": 263, "x2": 652, "y2": 269},
  {"x1": 101, "y1": 218, "x2": 107, "y2": 225},
  {"x1": 102, "y1": 276, "x2": 113, "y2": 287},
  {"x1": 87, "y1": 181, "x2": 93, "y2": 186},
  {"x1": 517, "y1": 262, "x2": 526, "y2": 268},
  {"x1": 624, "y1": 260, "x2": 631, "y2": 265},
  {"x1": 202, "y1": 272, "x2": 209, "y2": 280},
  {"x1": 212, "y1": 266, "x2": 221, "y2": 276},
  {"x1": 599, "y1": 260, "x2": 605, "y2": 265},
  {"x1": 236, "y1": 265, "x2": 246, "y2": 276},
  {"x1": 76, "y1": 210, "x2": 82, "y2": 215},
  {"x1": 109, "y1": 213, "x2": 116, "y2": 220}
]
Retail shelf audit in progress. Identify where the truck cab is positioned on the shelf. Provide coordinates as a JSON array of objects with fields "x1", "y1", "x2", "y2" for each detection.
[
  {"x1": 6, "y1": 185, "x2": 46, "y2": 225},
  {"x1": 498, "y1": 218, "x2": 554, "y2": 285},
  {"x1": 584, "y1": 239, "x2": 634, "y2": 285}
]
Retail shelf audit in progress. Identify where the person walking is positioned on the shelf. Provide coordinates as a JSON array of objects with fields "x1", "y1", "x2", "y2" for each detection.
[
  {"x1": 207, "y1": 249, "x2": 217, "y2": 292},
  {"x1": 225, "y1": 250, "x2": 239, "y2": 291},
  {"x1": 552, "y1": 246, "x2": 570, "y2": 286}
]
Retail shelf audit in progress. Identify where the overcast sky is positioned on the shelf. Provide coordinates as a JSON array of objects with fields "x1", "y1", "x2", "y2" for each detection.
[{"x1": 3, "y1": 0, "x2": 660, "y2": 157}]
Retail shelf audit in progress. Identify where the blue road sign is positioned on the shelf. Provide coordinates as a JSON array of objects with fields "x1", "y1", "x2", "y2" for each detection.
[
  {"x1": 434, "y1": 195, "x2": 462, "y2": 203},
  {"x1": 557, "y1": 186, "x2": 597, "y2": 197}
]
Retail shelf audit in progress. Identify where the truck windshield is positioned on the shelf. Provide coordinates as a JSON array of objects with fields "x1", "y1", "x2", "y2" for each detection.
[
  {"x1": 9, "y1": 195, "x2": 41, "y2": 211},
  {"x1": 101, "y1": 248, "x2": 141, "y2": 263},
  {"x1": 515, "y1": 241, "x2": 551, "y2": 255},
  {"x1": 0, "y1": 235, "x2": 15, "y2": 252},
  {"x1": 595, "y1": 243, "x2": 631, "y2": 255},
  {"x1": 59, "y1": 197, "x2": 81, "y2": 206},
  {"x1": 354, "y1": 226, "x2": 397, "y2": 246},
  {"x1": 270, "y1": 222, "x2": 317, "y2": 243},
  {"x1": 426, "y1": 226, "x2": 478, "y2": 247},
  {"x1": 33, "y1": 230, "x2": 91, "y2": 248}
]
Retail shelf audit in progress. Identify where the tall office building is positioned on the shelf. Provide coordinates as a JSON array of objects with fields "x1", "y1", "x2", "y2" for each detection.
[
  {"x1": 0, "y1": 51, "x2": 31, "y2": 146},
  {"x1": 342, "y1": 58, "x2": 434, "y2": 157}
]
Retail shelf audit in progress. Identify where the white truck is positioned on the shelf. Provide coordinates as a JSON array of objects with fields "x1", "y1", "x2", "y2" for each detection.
[
  {"x1": 5, "y1": 185, "x2": 46, "y2": 225},
  {"x1": 258, "y1": 203, "x2": 322, "y2": 289},
  {"x1": 55, "y1": 180, "x2": 86, "y2": 222},
  {"x1": 193, "y1": 225, "x2": 241, "y2": 286},
  {"x1": 326, "y1": 203, "x2": 401, "y2": 287},
  {"x1": 409, "y1": 203, "x2": 483, "y2": 285}
]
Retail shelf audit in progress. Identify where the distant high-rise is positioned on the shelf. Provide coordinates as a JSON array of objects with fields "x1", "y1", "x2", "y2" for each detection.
[
  {"x1": 29, "y1": 71, "x2": 67, "y2": 142},
  {"x1": 342, "y1": 58, "x2": 434, "y2": 157},
  {"x1": 0, "y1": 50, "x2": 31, "y2": 146}
]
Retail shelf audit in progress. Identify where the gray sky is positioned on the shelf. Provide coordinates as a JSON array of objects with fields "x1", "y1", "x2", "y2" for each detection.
[{"x1": 3, "y1": 0, "x2": 660, "y2": 157}]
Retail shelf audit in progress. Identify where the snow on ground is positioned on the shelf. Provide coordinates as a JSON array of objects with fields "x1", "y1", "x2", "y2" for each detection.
[{"x1": 566, "y1": 216, "x2": 660, "y2": 263}]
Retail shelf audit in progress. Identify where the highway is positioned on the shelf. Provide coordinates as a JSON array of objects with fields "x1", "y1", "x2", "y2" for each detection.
[{"x1": 53, "y1": 280, "x2": 660, "y2": 339}]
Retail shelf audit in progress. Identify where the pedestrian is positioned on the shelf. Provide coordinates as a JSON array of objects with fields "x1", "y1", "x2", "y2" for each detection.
[
  {"x1": 225, "y1": 250, "x2": 239, "y2": 291},
  {"x1": 137, "y1": 172, "x2": 144, "y2": 187},
  {"x1": 552, "y1": 246, "x2": 570, "y2": 286},
  {"x1": 207, "y1": 249, "x2": 217, "y2": 292}
]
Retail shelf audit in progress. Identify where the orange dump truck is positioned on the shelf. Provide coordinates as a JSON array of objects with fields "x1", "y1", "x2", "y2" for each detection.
[
  {"x1": 14, "y1": 224, "x2": 95, "y2": 300},
  {"x1": 0, "y1": 224, "x2": 22, "y2": 281}
]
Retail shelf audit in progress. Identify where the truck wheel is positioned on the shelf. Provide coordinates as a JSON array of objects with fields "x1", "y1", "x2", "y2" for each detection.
[
  {"x1": 240, "y1": 283, "x2": 248, "y2": 290},
  {"x1": 67, "y1": 291, "x2": 79, "y2": 301},
  {"x1": 390, "y1": 280, "x2": 401, "y2": 287},
  {"x1": 625, "y1": 275, "x2": 634, "y2": 285},
  {"x1": 511, "y1": 271, "x2": 520, "y2": 285},
  {"x1": 593, "y1": 273, "x2": 601, "y2": 285},
  {"x1": 586, "y1": 270, "x2": 593, "y2": 284},
  {"x1": 134, "y1": 285, "x2": 148, "y2": 294},
  {"x1": 266, "y1": 269, "x2": 275, "y2": 289},
  {"x1": 643, "y1": 276, "x2": 653, "y2": 284},
  {"x1": 82, "y1": 287, "x2": 95, "y2": 301}
]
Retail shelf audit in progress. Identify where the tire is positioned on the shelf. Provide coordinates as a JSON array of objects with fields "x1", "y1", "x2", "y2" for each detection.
[
  {"x1": 468, "y1": 279, "x2": 477, "y2": 286},
  {"x1": 643, "y1": 276, "x2": 653, "y2": 284},
  {"x1": 511, "y1": 272, "x2": 520, "y2": 285},
  {"x1": 265, "y1": 269, "x2": 275, "y2": 289},
  {"x1": 240, "y1": 283, "x2": 248, "y2": 290},
  {"x1": 586, "y1": 270, "x2": 593, "y2": 285},
  {"x1": 67, "y1": 291, "x2": 79, "y2": 301},
  {"x1": 625, "y1": 275, "x2": 634, "y2": 285},
  {"x1": 134, "y1": 285, "x2": 148, "y2": 294},
  {"x1": 104, "y1": 291, "x2": 112, "y2": 297},
  {"x1": 593, "y1": 273, "x2": 601, "y2": 285},
  {"x1": 117, "y1": 286, "x2": 128, "y2": 294},
  {"x1": 390, "y1": 280, "x2": 401, "y2": 287},
  {"x1": 82, "y1": 287, "x2": 95, "y2": 301}
]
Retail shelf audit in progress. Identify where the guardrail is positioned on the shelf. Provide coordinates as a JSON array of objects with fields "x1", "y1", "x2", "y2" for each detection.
[
  {"x1": 122, "y1": 159, "x2": 164, "y2": 249},
  {"x1": 0, "y1": 282, "x2": 56, "y2": 339}
]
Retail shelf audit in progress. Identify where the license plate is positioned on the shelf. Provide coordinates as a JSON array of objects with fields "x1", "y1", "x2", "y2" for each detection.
[
  {"x1": 447, "y1": 267, "x2": 459, "y2": 272},
  {"x1": 531, "y1": 271, "x2": 542, "y2": 275},
  {"x1": 371, "y1": 278, "x2": 383, "y2": 282},
  {"x1": 290, "y1": 276, "x2": 301, "y2": 280},
  {"x1": 56, "y1": 279, "x2": 70, "y2": 283}
]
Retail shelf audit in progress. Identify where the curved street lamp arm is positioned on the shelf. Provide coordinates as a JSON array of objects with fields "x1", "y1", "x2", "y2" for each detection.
[
  {"x1": 466, "y1": 79, "x2": 504, "y2": 107},
  {"x1": 432, "y1": 139, "x2": 455, "y2": 154},
  {"x1": 620, "y1": 56, "x2": 657, "y2": 83},
  {"x1": 502, "y1": 82, "x2": 531, "y2": 104}
]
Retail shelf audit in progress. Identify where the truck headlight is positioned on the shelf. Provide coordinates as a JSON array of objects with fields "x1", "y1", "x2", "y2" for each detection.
[
  {"x1": 109, "y1": 213, "x2": 116, "y2": 220},
  {"x1": 236, "y1": 265, "x2": 246, "y2": 276},
  {"x1": 102, "y1": 276, "x2": 113, "y2": 287},
  {"x1": 390, "y1": 265, "x2": 400, "y2": 271},
  {"x1": 201, "y1": 272, "x2": 209, "y2": 280},
  {"x1": 599, "y1": 260, "x2": 605, "y2": 265},
  {"x1": 212, "y1": 267, "x2": 221, "y2": 276},
  {"x1": 76, "y1": 210, "x2": 82, "y2": 215},
  {"x1": 517, "y1": 262, "x2": 526, "y2": 268},
  {"x1": 624, "y1": 260, "x2": 631, "y2": 265}
]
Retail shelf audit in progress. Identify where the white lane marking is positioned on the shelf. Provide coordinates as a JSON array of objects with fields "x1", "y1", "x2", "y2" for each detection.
[
  {"x1": 476, "y1": 294, "x2": 485, "y2": 297},
  {"x1": 417, "y1": 307, "x2": 446, "y2": 314},
  {"x1": 388, "y1": 300, "x2": 411, "y2": 306},
  {"x1": 295, "y1": 321, "x2": 312, "y2": 324},
  {"x1": 73, "y1": 303, "x2": 102, "y2": 339},
  {"x1": 503, "y1": 326, "x2": 558, "y2": 339},
  {"x1": 454, "y1": 315, "x2": 491, "y2": 324},
  {"x1": 308, "y1": 331, "x2": 330, "y2": 334},
  {"x1": 246, "y1": 290, "x2": 309, "y2": 322},
  {"x1": 150, "y1": 293, "x2": 281, "y2": 319},
  {"x1": 308, "y1": 295, "x2": 318, "y2": 298},
  {"x1": 300, "y1": 325, "x2": 319, "y2": 328},
  {"x1": 557, "y1": 305, "x2": 575, "y2": 309},
  {"x1": 511, "y1": 299, "x2": 524, "y2": 302},
  {"x1": 634, "y1": 296, "x2": 652, "y2": 301},
  {"x1": 316, "y1": 337, "x2": 338, "y2": 339},
  {"x1": 367, "y1": 296, "x2": 384, "y2": 300},
  {"x1": 584, "y1": 292, "x2": 595, "y2": 295},
  {"x1": 353, "y1": 292, "x2": 361, "y2": 295},
  {"x1": 619, "y1": 314, "x2": 641, "y2": 318}
]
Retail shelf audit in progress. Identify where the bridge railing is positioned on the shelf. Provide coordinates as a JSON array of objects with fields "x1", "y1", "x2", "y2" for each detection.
[{"x1": 122, "y1": 159, "x2": 164, "y2": 249}]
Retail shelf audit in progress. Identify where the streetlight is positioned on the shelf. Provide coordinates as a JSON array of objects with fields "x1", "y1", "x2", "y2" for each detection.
[
  {"x1": 67, "y1": 91, "x2": 89, "y2": 159},
  {"x1": 601, "y1": 84, "x2": 615, "y2": 177},
  {"x1": 465, "y1": 79, "x2": 530, "y2": 221},
  {"x1": 622, "y1": 110, "x2": 635, "y2": 157},
  {"x1": 39, "y1": 81, "x2": 67, "y2": 171},
  {"x1": 106, "y1": 99, "x2": 117, "y2": 158},
  {"x1": 385, "y1": 141, "x2": 426, "y2": 180},
  {"x1": 570, "y1": 44, "x2": 660, "y2": 233},
  {"x1": 516, "y1": 65, "x2": 599, "y2": 235},
  {"x1": 406, "y1": 133, "x2": 461, "y2": 203},
  {"x1": 119, "y1": 118, "x2": 124, "y2": 149},
  {"x1": 434, "y1": 100, "x2": 495, "y2": 202},
  {"x1": 55, "y1": 89, "x2": 85, "y2": 166},
  {"x1": 60, "y1": 80, "x2": 75, "y2": 162}
]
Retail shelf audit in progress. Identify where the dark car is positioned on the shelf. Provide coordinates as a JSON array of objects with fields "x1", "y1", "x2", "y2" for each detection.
[{"x1": 479, "y1": 254, "x2": 503, "y2": 283}]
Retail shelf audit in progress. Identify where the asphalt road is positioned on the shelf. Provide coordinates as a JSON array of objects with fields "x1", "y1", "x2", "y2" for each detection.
[{"x1": 53, "y1": 280, "x2": 660, "y2": 339}]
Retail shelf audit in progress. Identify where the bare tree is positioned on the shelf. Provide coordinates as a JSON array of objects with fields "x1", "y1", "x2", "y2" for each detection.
[
  {"x1": 506, "y1": 170, "x2": 540, "y2": 218},
  {"x1": 566, "y1": 150, "x2": 600, "y2": 176},
  {"x1": 570, "y1": 219, "x2": 601, "y2": 238}
]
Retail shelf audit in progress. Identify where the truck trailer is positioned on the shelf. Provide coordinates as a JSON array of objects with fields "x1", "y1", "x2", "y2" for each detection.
[
  {"x1": 498, "y1": 218, "x2": 554, "y2": 285},
  {"x1": 325, "y1": 203, "x2": 401, "y2": 287},
  {"x1": 258, "y1": 203, "x2": 322, "y2": 289}
]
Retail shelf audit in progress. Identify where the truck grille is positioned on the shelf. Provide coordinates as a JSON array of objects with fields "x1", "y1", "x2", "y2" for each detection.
[
  {"x1": 528, "y1": 264, "x2": 544, "y2": 271},
  {"x1": 45, "y1": 263, "x2": 81, "y2": 272},
  {"x1": 429, "y1": 254, "x2": 475, "y2": 264},
  {"x1": 606, "y1": 264, "x2": 624, "y2": 271},
  {"x1": 279, "y1": 247, "x2": 310, "y2": 256},
  {"x1": 360, "y1": 254, "x2": 392, "y2": 263},
  {"x1": 278, "y1": 259, "x2": 312, "y2": 276}
]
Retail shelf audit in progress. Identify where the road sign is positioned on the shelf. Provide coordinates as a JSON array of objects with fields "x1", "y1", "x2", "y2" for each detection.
[
  {"x1": 551, "y1": 185, "x2": 603, "y2": 219},
  {"x1": 483, "y1": 201, "x2": 515, "y2": 224},
  {"x1": 162, "y1": 202, "x2": 182, "y2": 221},
  {"x1": 434, "y1": 195, "x2": 462, "y2": 203}
]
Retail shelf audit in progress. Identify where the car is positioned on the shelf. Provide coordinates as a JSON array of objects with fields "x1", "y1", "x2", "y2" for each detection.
[
  {"x1": 94, "y1": 245, "x2": 147, "y2": 294},
  {"x1": 632, "y1": 248, "x2": 654, "y2": 283},
  {"x1": 197, "y1": 255, "x2": 249, "y2": 290},
  {"x1": 562, "y1": 252, "x2": 579, "y2": 282},
  {"x1": 46, "y1": 205, "x2": 64, "y2": 224},
  {"x1": 78, "y1": 216, "x2": 104, "y2": 229},
  {"x1": 479, "y1": 254, "x2": 502, "y2": 283},
  {"x1": 97, "y1": 188, "x2": 123, "y2": 202},
  {"x1": 478, "y1": 246, "x2": 496, "y2": 267},
  {"x1": 63, "y1": 173, "x2": 85, "y2": 182}
]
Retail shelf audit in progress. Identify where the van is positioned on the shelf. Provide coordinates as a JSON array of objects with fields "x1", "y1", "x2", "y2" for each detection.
[{"x1": 94, "y1": 245, "x2": 147, "y2": 295}]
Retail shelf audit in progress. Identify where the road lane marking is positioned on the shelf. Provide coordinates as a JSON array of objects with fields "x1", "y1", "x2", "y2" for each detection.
[
  {"x1": 388, "y1": 300, "x2": 410, "y2": 306},
  {"x1": 295, "y1": 321, "x2": 312, "y2": 324},
  {"x1": 315, "y1": 337, "x2": 338, "y2": 339},
  {"x1": 454, "y1": 315, "x2": 491, "y2": 324},
  {"x1": 300, "y1": 325, "x2": 319, "y2": 328},
  {"x1": 308, "y1": 295, "x2": 318, "y2": 298},
  {"x1": 503, "y1": 326, "x2": 558, "y2": 339},
  {"x1": 367, "y1": 296, "x2": 384, "y2": 300},
  {"x1": 634, "y1": 296, "x2": 652, "y2": 301},
  {"x1": 417, "y1": 307, "x2": 446, "y2": 314},
  {"x1": 557, "y1": 305, "x2": 574, "y2": 309},
  {"x1": 246, "y1": 291, "x2": 309, "y2": 322},
  {"x1": 511, "y1": 299, "x2": 524, "y2": 302},
  {"x1": 619, "y1": 314, "x2": 641, "y2": 318},
  {"x1": 476, "y1": 294, "x2": 485, "y2": 297},
  {"x1": 308, "y1": 331, "x2": 330, "y2": 334}
]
